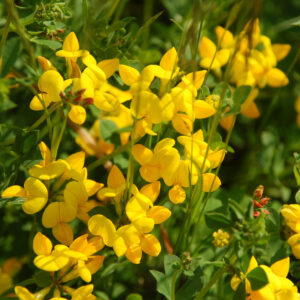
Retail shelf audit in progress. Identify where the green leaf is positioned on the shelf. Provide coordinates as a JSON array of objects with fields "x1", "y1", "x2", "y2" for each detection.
[
  {"x1": 233, "y1": 280, "x2": 246, "y2": 300},
  {"x1": 247, "y1": 267, "x2": 268, "y2": 291},
  {"x1": 99, "y1": 119, "x2": 118, "y2": 141},
  {"x1": 296, "y1": 190, "x2": 300, "y2": 204},
  {"x1": 30, "y1": 38, "x2": 62, "y2": 50},
  {"x1": 176, "y1": 267, "x2": 203, "y2": 300},
  {"x1": 1, "y1": 37, "x2": 20, "y2": 77},
  {"x1": 227, "y1": 86, "x2": 252, "y2": 115},
  {"x1": 150, "y1": 255, "x2": 181, "y2": 300},
  {"x1": 204, "y1": 212, "x2": 231, "y2": 228},
  {"x1": 34, "y1": 270, "x2": 52, "y2": 287},
  {"x1": 164, "y1": 254, "x2": 181, "y2": 275},
  {"x1": 150, "y1": 270, "x2": 172, "y2": 300},
  {"x1": 126, "y1": 294, "x2": 143, "y2": 300}
]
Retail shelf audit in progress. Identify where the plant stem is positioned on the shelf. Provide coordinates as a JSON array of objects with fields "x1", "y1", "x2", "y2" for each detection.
[
  {"x1": 0, "y1": 6, "x2": 12, "y2": 74},
  {"x1": 171, "y1": 269, "x2": 180, "y2": 300},
  {"x1": 193, "y1": 265, "x2": 228, "y2": 300},
  {"x1": 5, "y1": 0, "x2": 36, "y2": 68}
]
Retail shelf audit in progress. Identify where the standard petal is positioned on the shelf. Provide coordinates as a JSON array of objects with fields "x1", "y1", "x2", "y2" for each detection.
[{"x1": 88, "y1": 215, "x2": 116, "y2": 247}]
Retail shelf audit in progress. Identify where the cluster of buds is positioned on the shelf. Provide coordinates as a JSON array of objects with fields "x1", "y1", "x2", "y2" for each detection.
[
  {"x1": 212, "y1": 229, "x2": 230, "y2": 248},
  {"x1": 60, "y1": 88, "x2": 94, "y2": 107},
  {"x1": 253, "y1": 185, "x2": 270, "y2": 217}
]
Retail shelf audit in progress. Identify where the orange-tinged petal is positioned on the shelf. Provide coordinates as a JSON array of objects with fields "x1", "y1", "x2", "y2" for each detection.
[
  {"x1": 85, "y1": 255, "x2": 104, "y2": 275},
  {"x1": 71, "y1": 284, "x2": 94, "y2": 300},
  {"x1": 178, "y1": 71, "x2": 207, "y2": 90},
  {"x1": 34, "y1": 254, "x2": 69, "y2": 272},
  {"x1": 29, "y1": 161, "x2": 67, "y2": 180},
  {"x1": 119, "y1": 64, "x2": 140, "y2": 86},
  {"x1": 267, "y1": 68, "x2": 289, "y2": 87},
  {"x1": 230, "y1": 274, "x2": 241, "y2": 291},
  {"x1": 168, "y1": 185, "x2": 186, "y2": 204},
  {"x1": 215, "y1": 26, "x2": 234, "y2": 48},
  {"x1": 38, "y1": 70, "x2": 63, "y2": 103},
  {"x1": 133, "y1": 144, "x2": 153, "y2": 165},
  {"x1": 199, "y1": 37, "x2": 216, "y2": 59},
  {"x1": 132, "y1": 217, "x2": 155, "y2": 233},
  {"x1": 62, "y1": 32, "x2": 79, "y2": 52},
  {"x1": 38, "y1": 141, "x2": 52, "y2": 165},
  {"x1": 126, "y1": 244, "x2": 142, "y2": 264},
  {"x1": 172, "y1": 113, "x2": 193, "y2": 135},
  {"x1": 2, "y1": 185, "x2": 25, "y2": 198},
  {"x1": 88, "y1": 214, "x2": 116, "y2": 247},
  {"x1": 84, "y1": 180, "x2": 103, "y2": 197},
  {"x1": 23, "y1": 177, "x2": 48, "y2": 214},
  {"x1": 241, "y1": 101, "x2": 260, "y2": 118},
  {"x1": 141, "y1": 234, "x2": 161, "y2": 256},
  {"x1": 98, "y1": 58, "x2": 119, "y2": 79},
  {"x1": 160, "y1": 47, "x2": 178, "y2": 71},
  {"x1": 52, "y1": 222, "x2": 74, "y2": 246},
  {"x1": 113, "y1": 236, "x2": 128, "y2": 257},
  {"x1": 272, "y1": 44, "x2": 291, "y2": 62},
  {"x1": 140, "y1": 165, "x2": 161, "y2": 182},
  {"x1": 68, "y1": 105, "x2": 86, "y2": 125},
  {"x1": 202, "y1": 173, "x2": 221, "y2": 192},
  {"x1": 147, "y1": 206, "x2": 171, "y2": 224},
  {"x1": 33, "y1": 232, "x2": 52, "y2": 256},
  {"x1": 30, "y1": 93, "x2": 52, "y2": 111},
  {"x1": 107, "y1": 165, "x2": 126, "y2": 189},
  {"x1": 194, "y1": 100, "x2": 216, "y2": 119},
  {"x1": 220, "y1": 114, "x2": 235, "y2": 131},
  {"x1": 42, "y1": 202, "x2": 76, "y2": 228},
  {"x1": 14, "y1": 286, "x2": 36, "y2": 300},
  {"x1": 140, "y1": 181, "x2": 161, "y2": 203},
  {"x1": 270, "y1": 257, "x2": 289, "y2": 278}
]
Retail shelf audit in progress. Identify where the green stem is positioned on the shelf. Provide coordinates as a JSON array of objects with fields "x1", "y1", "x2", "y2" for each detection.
[
  {"x1": 6, "y1": 0, "x2": 36, "y2": 68},
  {"x1": 26, "y1": 102, "x2": 61, "y2": 132},
  {"x1": 51, "y1": 109, "x2": 68, "y2": 160},
  {"x1": 171, "y1": 269, "x2": 180, "y2": 300},
  {"x1": 193, "y1": 265, "x2": 228, "y2": 300},
  {"x1": 0, "y1": 6, "x2": 12, "y2": 73}
]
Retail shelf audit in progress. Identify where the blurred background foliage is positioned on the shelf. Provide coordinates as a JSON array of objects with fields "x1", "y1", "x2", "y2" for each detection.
[{"x1": 0, "y1": 0, "x2": 300, "y2": 299}]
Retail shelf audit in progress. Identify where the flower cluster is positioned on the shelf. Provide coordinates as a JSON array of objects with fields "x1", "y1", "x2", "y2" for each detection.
[
  {"x1": 252, "y1": 185, "x2": 270, "y2": 217},
  {"x1": 231, "y1": 256, "x2": 300, "y2": 299},
  {"x1": 199, "y1": 19, "x2": 290, "y2": 130}
]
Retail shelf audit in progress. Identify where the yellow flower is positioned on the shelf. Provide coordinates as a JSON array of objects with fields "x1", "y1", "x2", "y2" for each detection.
[
  {"x1": 14, "y1": 286, "x2": 52, "y2": 300},
  {"x1": 131, "y1": 90, "x2": 162, "y2": 137},
  {"x1": 126, "y1": 182, "x2": 171, "y2": 233},
  {"x1": 83, "y1": 54, "x2": 131, "y2": 112},
  {"x1": 164, "y1": 160, "x2": 198, "y2": 204},
  {"x1": 112, "y1": 224, "x2": 161, "y2": 264},
  {"x1": 61, "y1": 234, "x2": 104, "y2": 283},
  {"x1": 212, "y1": 229, "x2": 230, "y2": 248},
  {"x1": 231, "y1": 256, "x2": 299, "y2": 299},
  {"x1": 281, "y1": 204, "x2": 300, "y2": 233},
  {"x1": 287, "y1": 234, "x2": 300, "y2": 259},
  {"x1": 97, "y1": 164, "x2": 126, "y2": 202},
  {"x1": 199, "y1": 36, "x2": 230, "y2": 69},
  {"x1": 33, "y1": 232, "x2": 81, "y2": 272},
  {"x1": 133, "y1": 138, "x2": 180, "y2": 183},
  {"x1": 29, "y1": 70, "x2": 71, "y2": 111},
  {"x1": 30, "y1": 69, "x2": 95, "y2": 125},
  {"x1": 88, "y1": 214, "x2": 116, "y2": 247},
  {"x1": 29, "y1": 142, "x2": 68, "y2": 180},
  {"x1": 2, "y1": 177, "x2": 48, "y2": 214},
  {"x1": 149, "y1": 47, "x2": 180, "y2": 94},
  {"x1": 56, "y1": 32, "x2": 89, "y2": 61}
]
